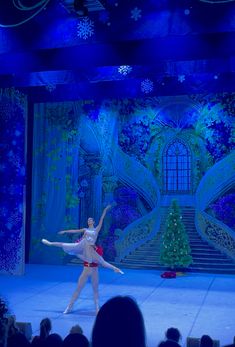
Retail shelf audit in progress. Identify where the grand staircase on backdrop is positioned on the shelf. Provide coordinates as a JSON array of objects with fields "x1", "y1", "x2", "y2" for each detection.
[{"x1": 118, "y1": 206, "x2": 235, "y2": 274}]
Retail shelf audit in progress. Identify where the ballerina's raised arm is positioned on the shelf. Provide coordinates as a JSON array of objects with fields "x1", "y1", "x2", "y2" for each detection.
[
  {"x1": 58, "y1": 228, "x2": 85, "y2": 235},
  {"x1": 95, "y1": 204, "x2": 112, "y2": 233}
]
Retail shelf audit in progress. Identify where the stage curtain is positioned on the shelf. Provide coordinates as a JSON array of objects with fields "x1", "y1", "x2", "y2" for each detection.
[{"x1": 0, "y1": 88, "x2": 27, "y2": 275}]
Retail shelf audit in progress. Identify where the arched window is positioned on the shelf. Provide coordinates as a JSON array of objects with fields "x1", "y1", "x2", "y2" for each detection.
[{"x1": 163, "y1": 140, "x2": 191, "y2": 193}]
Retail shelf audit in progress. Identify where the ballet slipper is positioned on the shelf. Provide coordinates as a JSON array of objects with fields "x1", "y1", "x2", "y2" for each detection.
[
  {"x1": 63, "y1": 304, "x2": 73, "y2": 314},
  {"x1": 114, "y1": 267, "x2": 124, "y2": 275},
  {"x1": 41, "y1": 239, "x2": 51, "y2": 246}
]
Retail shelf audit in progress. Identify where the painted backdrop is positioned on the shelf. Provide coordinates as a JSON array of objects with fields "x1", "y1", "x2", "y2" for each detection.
[{"x1": 30, "y1": 94, "x2": 235, "y2": 265}]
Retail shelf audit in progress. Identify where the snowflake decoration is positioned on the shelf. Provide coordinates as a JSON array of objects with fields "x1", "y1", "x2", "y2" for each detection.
[
  {"x1": 141, "y1": 79, "x2": 154, "y2": 94},
  {"x1": 77, "y1": 17, "x2": 95, "y2": 40},
  {"x1": 131, "y1": 7, "x2": 142, "y2": 21},
  {"x1": 178, "y1": 74, "x2": 186, "y2": 83},
  {"x1": 45, "y1": 83, "x2": 56, "y2": 93},
  {"x1": 118, "y1": 65, "x2": 132, "y2": 76}
]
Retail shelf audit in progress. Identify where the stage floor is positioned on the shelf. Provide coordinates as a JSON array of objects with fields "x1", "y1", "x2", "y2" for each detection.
[{"x1": 1, "y1": 264, "x2": 235, "y2": 347}]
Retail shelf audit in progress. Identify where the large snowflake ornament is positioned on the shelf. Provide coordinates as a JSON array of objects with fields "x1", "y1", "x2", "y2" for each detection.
[
  {"x1": 77, "y1": 17, "x2": 95, "y2": 40},
  {"x1": 141, "y1": 79, "x2": 154, "y2": 94},
  {"x1": 131, "y1": 7, "x2": 142, "y2": 21},
  {"x1": 118, "y1": 65, "x2": 132, "y2": 76}
]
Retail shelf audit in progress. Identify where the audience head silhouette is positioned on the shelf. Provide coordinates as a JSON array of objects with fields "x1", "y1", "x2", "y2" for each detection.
[
  {"x1": 166, "y1": 327, "x2": 181, "y2": 343},
  {"x1": 0, "y1": 298, "x2": 8, "y2": 347},
  {"x1": 200, "y1": 335, "x2": 213, "y2": 347},
  {"x1": 92, "y1": 295, "x2": 146, "y2": 347},
  {"x1": 158, "y1": 341, "x2": 181, "y2": 347},
  {"x1": 31, "y1": 317, "x2": 52, "y2": 347},
  {"x1": 69, "y1": 324, "x2": 83, "y2": 334},
  {"x1": 63, "y1": 333, "x2": 89, "y2": 347},
  {"x1": 40, "y1": 318, "x2": 52, "y2": 339},
  {"x1": 45, "y1": 333, "x2": 63, "y2": 347}
]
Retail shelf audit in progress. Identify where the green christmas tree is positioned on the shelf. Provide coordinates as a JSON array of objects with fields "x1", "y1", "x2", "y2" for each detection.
[{"x1": 160, "y1": 199, "x2": 193, "y2": 269}]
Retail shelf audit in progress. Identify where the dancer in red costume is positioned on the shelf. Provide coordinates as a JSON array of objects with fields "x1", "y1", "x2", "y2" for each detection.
[{"x1": 42, "y1": 205, "x2": 123, "y2": 314}]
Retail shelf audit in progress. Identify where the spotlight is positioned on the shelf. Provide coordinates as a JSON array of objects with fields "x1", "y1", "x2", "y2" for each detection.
[{"x1": 74, "y1": 0, "x2": 88, "y2": 16}]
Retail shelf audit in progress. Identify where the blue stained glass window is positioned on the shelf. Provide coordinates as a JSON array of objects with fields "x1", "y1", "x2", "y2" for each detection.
[{"x1": 163, "y1": 140, "x2": 191, "y2": 193}]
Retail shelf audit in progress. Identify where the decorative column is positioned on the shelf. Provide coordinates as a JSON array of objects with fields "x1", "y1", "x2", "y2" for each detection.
[
  {"x1": 102, "y1": 176, "x2": 118, "y2": 236},
  {"x1": 78, "y1": 178, "x2": 88, "y2": 228},
  {"x1": 103, "y1": 176, "x2": 118, "y2": 205},
  {"x1": 86, "y1": 155, "x2": 103, "y2": 223}
]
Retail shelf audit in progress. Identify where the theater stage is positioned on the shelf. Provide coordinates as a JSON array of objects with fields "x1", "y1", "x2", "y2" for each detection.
[{"x1": 1, "y1": 264, "x2": 235, "y2": 347}]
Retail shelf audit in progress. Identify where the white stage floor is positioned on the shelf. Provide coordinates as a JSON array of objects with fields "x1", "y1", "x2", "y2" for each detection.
[{"x1": 1, "y1": 264, "x2": 235, "y2": 347}]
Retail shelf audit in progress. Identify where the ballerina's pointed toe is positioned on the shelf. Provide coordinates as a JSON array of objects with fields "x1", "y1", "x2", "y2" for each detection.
[
  {"x1": 63, "y1": 305, "x2": 73, "y2": 314},
  {"x1": 114, "y1": 268, "x2": 124, "y2": 274}
]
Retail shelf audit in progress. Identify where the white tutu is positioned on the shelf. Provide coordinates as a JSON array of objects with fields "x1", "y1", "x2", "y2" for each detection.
[{"x1": 62, "y1": 228, "x2": 104, "y2": 264}]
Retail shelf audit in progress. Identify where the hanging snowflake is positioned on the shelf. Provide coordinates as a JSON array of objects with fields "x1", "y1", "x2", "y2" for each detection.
[
  {"x1": 118, "y1": 65, "x2": 132, "y2": 76},
  {"x1": 77, "y1": 17, "x2": 95, "y2": 40},
  {"x1": 178, "y1": 74, "x2": 185, "y2": 83},
  {"x1": 131, "y1": 7, "x2": 142, "y2": 21},
  {"x1": 141, "y1": 79, "x2": 154, "y2": 94},
  {"x1": 45, "y1": 83, "x2": 56, "y2": 92}
]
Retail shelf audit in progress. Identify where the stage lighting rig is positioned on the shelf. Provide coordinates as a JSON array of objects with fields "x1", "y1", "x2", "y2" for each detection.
[{"x1": 62, "y1": 0, "x2": 106, "y2": 16}]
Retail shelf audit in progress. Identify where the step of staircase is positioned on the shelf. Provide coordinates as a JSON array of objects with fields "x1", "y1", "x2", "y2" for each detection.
[
  {"x1": 118, "y1": 206, "x2": 235, "y2": 274},
  {"x1": 126, "y1": 254, "x2": 231, "y2": 262},
  {"x1": 114, "y1": 261, "x2": 235, "y2": 275}
]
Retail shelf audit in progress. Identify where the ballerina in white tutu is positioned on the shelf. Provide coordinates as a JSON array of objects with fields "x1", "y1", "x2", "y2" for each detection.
[{"x1": 42, "y1": 204, "x2": 123, "y2": 314}]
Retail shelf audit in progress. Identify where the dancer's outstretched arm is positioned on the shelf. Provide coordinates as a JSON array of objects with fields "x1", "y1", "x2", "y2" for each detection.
[
  {"x1": 95, "y1": 204, "x2": 112, "y2": 233},
  {"x1": 58, "y1": 228, "x2": 85, "y2": 235}
]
